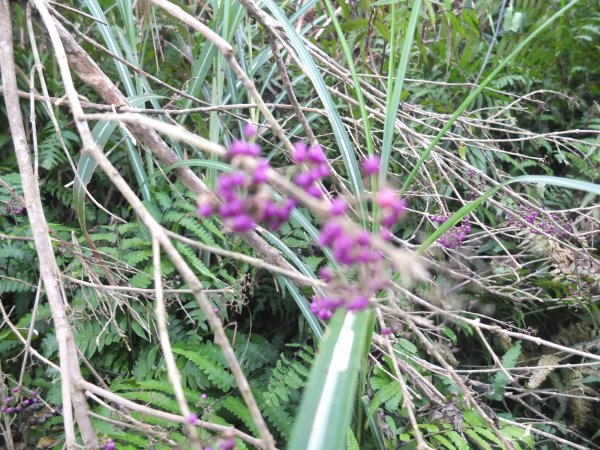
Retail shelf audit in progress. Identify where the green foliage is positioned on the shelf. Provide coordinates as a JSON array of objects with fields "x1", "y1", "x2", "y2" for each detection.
[
  {"x1": 1, "y1": 0, "x2": 599, "y2": 449},
  {"x1": 489, "y1": 342, "x2": 522, "y2": 401}
]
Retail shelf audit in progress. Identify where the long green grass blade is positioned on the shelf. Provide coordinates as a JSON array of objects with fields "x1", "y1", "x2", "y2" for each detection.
[
  {"x1": 288, "y1": 309, "x2": 371, "y2": 450},
  {"x1": 418, "y1": 175, "x2": 600, "y2": 253},
  {"x1": 277, "y1": 276, "x2": 323, "y2": 341},
  {"x1": 80, "y1": 0, "x2": 136, "y2": 96},
  {"x1": 121, "y1": 133, "x2": 151, "y2": 202},
  {"x1": 261, "y1": 0, "x2": 365, "y2": 223},
  {"x1": 380, "y1": 0, "x2": 422, "y2": 184},
  {"x1": 321, "y1": 0, "x2": 373, "y2": 158},
  {"x1": 400, "y1": 0, "x2": 582, "y2": 196}
]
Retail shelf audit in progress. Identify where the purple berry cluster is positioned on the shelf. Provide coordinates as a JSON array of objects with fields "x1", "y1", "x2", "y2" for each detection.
[
  {"x1": 197, "y1": 124, "x2": 410, "y2": 320},
  {"x1": 100, "y1": 438, "x2": 116, "y2": 450},
  {"x1": 310, "y1": 166, "x2": 407, "y2": 320},
  {"x1": 2, "y1": 200, "x2": 24, "y2": 216},
  {"x1": 431, "y1": 214, "x2": 472, "y2": 249},
  {"x1": 291, "y1": 142, "x2": 330, "y2": 198},
  {"x1": 197, "y1": 124, "x2": 297, "y2": 232},
  {"x1": 507, "y1": 206, "x2": 571, "y2": 238},
  {"x1": 0, "y1": 387, "x2": 41, "y2": 417}
]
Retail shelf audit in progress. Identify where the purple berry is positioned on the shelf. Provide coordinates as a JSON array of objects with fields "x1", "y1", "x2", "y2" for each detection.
[
  {"x1": 230, "y1": 140, "x2": 249, "y2": 156},
  {"x1": 330, "y1": 197, "x2": 348, "y2": 216},
  {"x1": 381, "y1": 212, "x2": 397, "y2": 228},
  {"x1": 197, "y1": 203, "x2": 214, "y2": 218},
  {"x1": 252, "y1": 160, "x2": 269, "y2": 184},
  {"x1": 5, "y1": 397, "x2": 12, "y2": 404},
  {"x1": 361, "y1": 155, "x2": 380, "y2": 175},
  {"x1": 315, "y1": 163, "x2": 330, "y2": 178},
  {"x1": 318, "y1": 266, "x2": 334, "y2": 282},
  {"x1": 246, "y1": 143, "x2": 261, "y2": 157},
  {"x1": 22, "y1": 399, "x2": 30, "y2": 406},
  {"x1": 317, "y1": 309, "x2": 332, "y2": 320},
  {"x1": 380, "y1": 228, "x2": 393, "y2": 241},
  {"x1": 376, "y1": 188, "x2": 397, "y2": 209},
  {"x1": 201, "y1": 393, "x2": 207, "y2": 400},
  {"x1": 319, "y1": 221, "x2": 343, "y2": 246},
  {"x1": 220, "y1": 199, "x2": 245, "y2": 218},
  {"x1": 392, "y1": 197, "x2": 407, "y2": 214},
  {"x1": 6, "y1": 407, "x2": 14, "y2": 414},
  {"x1": 186, "y1": 413, "x2": 198, "y2": 425},
  {"x1": 307, "y1": 145, "x2": 327, "y2": 164},
  {"x1": 243, "y1": 122, "x2": 257, "y2": 138},
  {"x1": 292, "y1": 142, "x2": 308, "y2": 162},
  {"x1": 11, "y1": 387, "x2": 19, "y2": 394},
  {"x1": 294, "y1": 172, "x2": 312, "y2": 188},
  {"x1": 306, "y1": 184, "x2": 323, "y2": 198},
  {"x1": 230, "y1": 214, "x2": 254, "y2": 232},
  {"x1": 15, "y1": 405, "x2": 22, "y2": 413},
  {"x1": 381, "y1": 327, "x2": 392, "y2": 336},
  {"x1": 220, "y1": 438, "x2": 236, "y2": 450},
  {"x1": 347, "y1": 296, "x2": 369, "y2": 311},
  {"x1": 356, "y1": 231, "x2": 371, "y2": 246}
]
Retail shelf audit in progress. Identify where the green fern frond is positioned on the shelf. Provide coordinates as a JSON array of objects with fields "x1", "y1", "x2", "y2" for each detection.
[{"x1": 172, "y1": 344, "x2": 235, "y2": 391}]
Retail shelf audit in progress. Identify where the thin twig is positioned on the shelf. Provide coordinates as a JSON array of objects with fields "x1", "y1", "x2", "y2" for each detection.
[{"x1": 152, "y1": 237, "x2": 202, "y2": 448}]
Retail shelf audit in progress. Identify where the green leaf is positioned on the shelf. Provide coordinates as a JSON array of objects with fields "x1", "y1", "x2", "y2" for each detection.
[
  {"x1": 288, "y1": 310, "x2": 372, "y2": 450},
  {"x1": 490, "y1": 342, "x2": 521, "y2": 401},
  {"x1": 445, "y1": 431, "x2": 469, "y2": 450},
  {"x1": 380, "y1": 0, "x2": 423, "y2": 184},
  {"x1": 347, "y1": 430, "x2": 360, "y2": 450},
  {"x1": 464, "y1": 429, "x2": 493, "y2": 450},
  {"x1": 172, "y1": 346, "x2": 235, "y2": 391},
  {"x1": 401, "y1": 0, "x2": 584, "y2": 196}
]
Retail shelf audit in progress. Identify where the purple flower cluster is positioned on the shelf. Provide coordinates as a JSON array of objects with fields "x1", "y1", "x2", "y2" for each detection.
[
  {"x1": 291, "y1": 142, "x2": 330, "y2": 198},
  {"x1": 431, "y1": 214, "x2": 471, "y2": 249},
  {"x1": 0, "y1": 387, "x2": 40, "y2": 416},
  {"x1": 507, "y1": 206, "x2": 571, "y2": 238},
  {"x1": 100, "y1": 439, "x2": 116, "y2": 450},
  {"x1": 310, "y1": 266, "x2": 375, "y2": 320},
  {"x1": 319, "y1": 222, "x2": 382, "y2": 266},
  {"x1": 376, "y1": 188, "x2": 407, "y2": 235}
]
